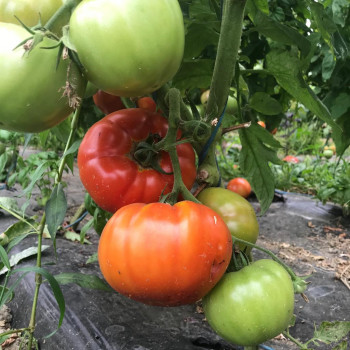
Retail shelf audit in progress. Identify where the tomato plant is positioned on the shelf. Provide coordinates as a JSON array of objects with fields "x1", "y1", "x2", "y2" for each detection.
[
  {"x1": 137, "y1": 97, "x2": 157, "y2": 113},
  {"x1": 0, "y1": 22, "x2": 84, "y2": 133},
  {"x1": 0, "y1": 0, "x2": 68, "y2": 34},
  {"x1": 226, "y1": 177, "x2": 251, "y2": 198},
  {"x1": 197, "y1": 187, "x2": 259, "y2": 253},
  {"x1": 283, "y1": 155, "x2": 300, "y2": 164},
  {"x1": 98, "y1": 201, "x2": 233, "y2": 306},
  {"x1": 77, "y1": 108, "x2": 197, "y2": 213},
  {"x1": 69, "y1": 0, "x2": 184, "y2": 97},
  {"x1": 93, "y1": 90, "x2": 125, "y2": 114},
  {"x1": 203, "y1": 259, "x2": 295, "y2": 346}
]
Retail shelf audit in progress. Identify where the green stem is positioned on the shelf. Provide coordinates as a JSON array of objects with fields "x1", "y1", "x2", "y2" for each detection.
[
  {"x1": 44, "y1": 0, "x2": 81, "y2": 31},
  {"x1": 27, "y1": 83, "x2": 86, "y2": 349},
  {"x1": 283, "y1": 331, "x2": 308, "y2": 349},
  {"x1": 0, "y1": 328, "x2": 30, "y2": 338},
  {"x1": 162, "y1": 89, "x2": 200, "y2": 204},
  {"x1": 205, "y1": 0, "x2": 247, "y2": 123}
]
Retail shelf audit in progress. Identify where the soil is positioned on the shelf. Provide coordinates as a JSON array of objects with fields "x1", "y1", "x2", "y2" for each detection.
[{"x1": 0, "y1": 162, "x2": 349, "y2": 350}]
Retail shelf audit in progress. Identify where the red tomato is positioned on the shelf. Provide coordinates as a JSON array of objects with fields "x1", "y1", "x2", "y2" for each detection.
[
  {"x1": 227, "y1": 178, "x2": 251, "y2": 198},
  {"x1": 93, "y1": 90, "x2": 125, "y2": 114},
  {"x1": 137, "y1": 96, "x2": 157, "y2": 112},
  {"x1": 283, "y1": 155, "x2": 300, "y2": 164},
  {"x1": 98, "y1": 201, "x2": 233, "y2": 306},
  {"x1": 77, "y1": 108, "x2": 197, "y2": 213}
]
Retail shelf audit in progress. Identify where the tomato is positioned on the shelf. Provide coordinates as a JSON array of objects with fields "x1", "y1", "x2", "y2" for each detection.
[
  {"x1": 258, "y1": 121, "x2": 266, "y2": 128},
  {"x1": 202, "y1": 259, "x2": 295, "y2": 346},
  {"x1": 200, "y1": 90, "x2": 238, "y2": 114},
  {"x1": 323, "y1": 149, "x2": 333, "y2": 159},
  {"x1": 77, "y1": 108, "x2": 197, "y2": 213},
  {"x1": 0, "y1": 23, "x2": 84, "y2": 133},
  {"x1": 93, "y1": 90, "x2": 125, "y2": 114},
  {"x1": 271, "y1": 127, "x2": 278, "y2": 135},
  {"x1": 283, "y1": 155, "x2": 300, "y2": 164},
  {"x1": 98, "y1": 201, "x2": 233, "y2": 306},
  {"x1": 0, "y1": 0, "x2": 69, "y2": 35},
  {"x1": 69, "y1": 0, "x2": 184, "y2": 97},
  {"x1": 137, "y1": 97, "x2": 157, "y2": 113},
  {"x1": 197, "y1": 187, "x2": 259, "y2": 253},
  {"x1": 226, "y1": 177, "x2": 251, "y2": 198}
]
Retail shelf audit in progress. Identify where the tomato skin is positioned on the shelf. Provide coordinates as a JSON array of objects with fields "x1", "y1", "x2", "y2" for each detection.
[
  {"x1": 69, "y1": 0, "x2": 184, "y2": 97},
  {"x1": 0, "y1": 23, "x2": 84, "y2": 133},
  {"x1": 226, "y1": 177, "x2": 251, "y2": 198},
  {"x1": 283, "y1": 155, "x2": 299, "y2": 164},
  {"x1": 93, "y1": 90, "x2": 125, "y2": 114},
  {"x1": 0, "y1": 0, "x2": 69, "y2": 34},
  {"x1": 137, "y1": 97, "x2": 157, "y2": 113},
  {"x1": 197, "y1": 187, "x2": 259, "y2": 253},
  {"x1": 203, "y1": 259, "x2": 295, "y2": 346},
  {"x1": 98, "y1": 201, "x2": 233, "y2": 306},
  {"x1": 78, "y1": 109, "x2": 197, "y2": 213},
  {"x1": 258, "y1": 121, "x2": 266, "y2": 128}
]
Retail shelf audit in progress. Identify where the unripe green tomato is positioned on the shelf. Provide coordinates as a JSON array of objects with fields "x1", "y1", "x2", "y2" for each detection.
[
  {"x1": 0, "y1": 23, "x2": 85, "y2": 133},
  {"x1": 0, "y1": 0, "x2": 69, "y2": 35},
  {"x1": 198, "y1": 187, "x2": 259, "y2": 253},
  {"x1": 69, "y1": 0, "x2": 184, "y2": 97},
  {"x1": 323, "y1": 149, "x2": 333, "y2": 159},
  {"x1": 200, "y1": 90, "x2": 237, "y2": 114},
  {"x1": 203, "y1": 259, "x2": 295, "y2": 346}
]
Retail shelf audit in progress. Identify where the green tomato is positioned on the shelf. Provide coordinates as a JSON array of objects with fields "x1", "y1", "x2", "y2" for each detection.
[
  {"x1": 198, "y1": 187, "x2": 259, "y2": 253},
  {"x1": 69, "y1": 0, "x2": 184, "y2": 97},
  {"x1": 226, "y1": 96, "x2": 238, "y2": 115},
  {"x1": 203, "y1": 259, "x2": 295, "y2": 346},
  {"x1": 0, "y1": 23, "x2": 84, "y2": 133},
  {"x1": 0, "y1": 0, "x2": 69, "y2": 35},
  {"x1": 323, "y1": 149, "x2": 333, "y2": 159}
]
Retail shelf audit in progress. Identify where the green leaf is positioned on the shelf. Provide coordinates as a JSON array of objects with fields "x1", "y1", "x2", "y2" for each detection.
[
  {"x1": 332, "y1": 340, "x2": 348, "y2": 350},
  {"x1": 12, "y1": 267, "x2": 65, "y2": 336},
  {"x1": 239, "y1": 125, "x2": 280, "y2": 214},
  {"x1": 184, "y1": 23, "x2": 219, "y2": 59},
  {"x1": 246, "y1": 0, "x2": 311, "y2": 58},
  {"x1": 86, "y1": 252, "x2": 98, "y2": 264},
  {"x1": 314, "y1": 321, "x2": 350, "y2": 345},
  {"x1": 23, "y1": 161, "x2": 50, "y2": 197},
  {"x1": 0, "y1": 219, "x2": 37, "y2": 248},
  {"x1": 63, "y1": 231, "x2": 91, "y2": 245},
  {"x1": 322, "y1": 50, "x2": 336, "y2": 81},
  {"x1": 0, "y1": 152, "x2": 8, "y2": 175},
  {"x1": 0, "y1": 245, "x2": 10, "y2": 270},
  {"x1": 331, "y1": 0, "x2": 349, "y2": 27},
  {"x1": 249, "y1": 92, "x2": 283, "y2": 115},
  {"x1": 45, "y1": 184, "x2": 67, "y2": 245},
  {"x1": 0, "y1": 197, "x2": 21, "y2": 215},
  {"x1": 266, "y1": 49, "x2": 341, "y2": 133},
  {"x1": 173, "y1": 59, "x2": 214, "y2": 91},
  {"x1": 330, "y1": 93, "x2": 350, "y2": 119},
  {"x1": 0, "y1": 245, "x2": 50, "y2": 275},
  {"x1": 80, "y1": 218, "x2": 94, "y2": 244},
  {"x1": 54, "y1": 273, "x2": 113, "y2": 292},
  {"x1": 63, "y1": 139, "x2": 81, "y2": 157}
]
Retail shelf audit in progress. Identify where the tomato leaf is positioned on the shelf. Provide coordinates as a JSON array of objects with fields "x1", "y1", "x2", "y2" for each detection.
[
  {"x1": 54, "y1": 272, "x2": 113, "y2": 292},
  {"x1": 45, "y1": 184, "x2": 67, "y2": 246},
  {"x1": 249, "y1": 92, "x2": 283, "y2": 115},
  {"x1": 266, "y1": 49, "x2": 341, "y2": 134},
  {"x1": 239, "y1": 125, "x2": 281, "y2": 214},
  {"x1": 313, "y1": 321, "x2": 350, "y2": 345},
  {"x1": 332, "y1": 340, "x2": 348, "y2": 350}
]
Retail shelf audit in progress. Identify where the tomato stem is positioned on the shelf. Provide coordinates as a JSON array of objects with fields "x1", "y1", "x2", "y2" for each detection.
[
  {"x1": 44, "y1": 0, "x2": 81, "y2": 32},
  {"x1": 205, "y1": 0, "x2": 247, "y2": 123},
  {"x1": 163, "y1": 88, "x2": 200, "y2": 204},
  {"x1": 230, "y1": 236, "x2": 309, "y2": 294},
  {"x1": 27, "y1": 80, "x2": 87, "y2": 349}
]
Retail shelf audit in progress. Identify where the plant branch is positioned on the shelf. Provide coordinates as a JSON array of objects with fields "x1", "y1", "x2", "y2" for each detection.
[{"x1": 222, "y1": 121, "x2": 251, "y2": 134}]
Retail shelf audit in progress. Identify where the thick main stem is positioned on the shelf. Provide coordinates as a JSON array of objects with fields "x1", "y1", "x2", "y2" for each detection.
[
  {"x1": 26, "y1": 85, "x2": 86, "y2": 349},
  {"x1": 205, "y1": 0, "x2": 247, "y2": 123}
]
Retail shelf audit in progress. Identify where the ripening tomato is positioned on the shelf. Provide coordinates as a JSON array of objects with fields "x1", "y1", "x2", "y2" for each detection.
[
  {"x1": 0, "y1": 22, "x2": 84, "y2": 133},
  {"x1": 137, "y1": 97, "x2": 157, "y2": 113},
  {"x1": 69, "y1": 0, "x2": 184, "y2": 97},
  {"x1": 197, "y1": 187, "x2": 259, "y2": 253},
  {"x1": 0, "y1": 0, "x2": 69, "y2": 35},
  {"x1": 77, "y1": 108, "x2": 197, "y2": 213},
  {"x1": 203, "y1": 259, "x2": 295, "y2": 346},
  {"x1": 258, "y1": 121, "x2": 266, "y2": 128},
  {"x1": 226, "y1": 177, "x2": 251, "y2": 198},
  {"x1": 93, "y1": 90, "x2": 125, "y2": 114},
  {"x1": 283, "y1": 155, "x2": 300, "y2": 164},
  {"x1": 98, "y1": 201, "x2": 233, "y2": 306}
]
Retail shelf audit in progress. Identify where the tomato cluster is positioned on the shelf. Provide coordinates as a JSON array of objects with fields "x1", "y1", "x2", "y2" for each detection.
[{"x1": 0, "y1": 2, "x2": 296, "y2": 347}]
